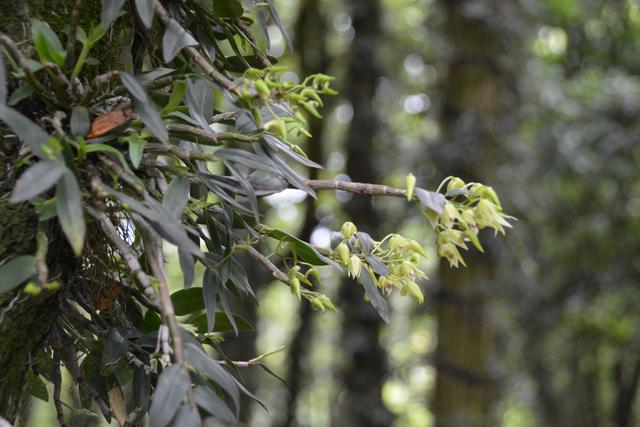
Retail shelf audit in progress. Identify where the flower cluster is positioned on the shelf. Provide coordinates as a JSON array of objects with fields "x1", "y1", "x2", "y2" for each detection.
[
  {"x1": 430, "y1": 177, "x2": 514, "y2": 268},
  {"x1": 331, "y1": 222, "x2": 427, "y2": 304}
]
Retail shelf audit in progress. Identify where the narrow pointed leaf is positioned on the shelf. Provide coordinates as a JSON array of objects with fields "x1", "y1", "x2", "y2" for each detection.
[
  {"x1": 0, "y1": 256, "x2": 36, "y2": 294},
  {"x1": 0, "y1": 53, "x2": 6, "y2": 105},
  {"x1": 415, "y1": 187, "x2": 446, "y2": 215},
  {"x1": 101, "y1": 0, "x2": 126, "y2": 26},
  {"x1": 162, "y1": 19, "x2": 198, "y2": 62},
  {"x1": 70, "y1": 107, "x2": 91, "y2": 137},
  {"x1": 148, "y1": 365, "x2": 190, "y2": 427},
  {"x1": 134, "y1": 0, "x2": 155, "y2": 28},
  {"x1": 56, "y1": 170, "x2": 86, "y2": 256},
  {"x1": 359, "y1": 267, "x2": 390, "y2": 323},
  {"x1": 11, "y1": 161, "x2": 65, "y2": 203},
  {"x1": 0, "y1": 104, "x2": 49, "y2": 157},
  {"x1": 163, "y1": 175, "x2": 189, "y2": 219},
  {"x1": 194, "y1": 386, "x2": 235, "y2": 423},
  {"x1": 202, "y1": 269, "x2": 219, "y2": 333}
]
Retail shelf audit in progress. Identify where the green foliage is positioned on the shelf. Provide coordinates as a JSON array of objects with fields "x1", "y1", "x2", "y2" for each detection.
[{"x1": 0, "y1": 0, "x2": 511, "y2": 424}]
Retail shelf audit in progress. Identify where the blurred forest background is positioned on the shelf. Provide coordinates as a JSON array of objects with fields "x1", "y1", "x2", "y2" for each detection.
[{"x1": 27, "y1": 0, "x2": 640, "y2": 426}]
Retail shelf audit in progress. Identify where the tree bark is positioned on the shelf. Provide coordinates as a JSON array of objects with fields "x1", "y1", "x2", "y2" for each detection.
[
  {"x1": 432, "y1": 2, "x2": 522, "y2": 426},
  {"x1": 331, "y1": 1, "x2": 394, "y2": 426}
]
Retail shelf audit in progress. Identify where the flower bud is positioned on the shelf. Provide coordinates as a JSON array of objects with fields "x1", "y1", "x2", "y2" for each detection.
[
  {"x1": 255, "y1": 79, "x2": 271, "y2": 99},
  {"x1": 406, "y1": 173, "x2": 416, "y2": 201},
  {"x1": 336, "y1": 242, "x2": 350, "y2": 265},
  {"x1": 461, "y1": 209, "x2": 477, "y2": 228},
  {"x1": 341, "y1": 222, "x2": 357, "y2": 240},
  {"x1": 263, "y1": 119, "x2": 288, "y2": 140},
  {"x1": 441, "y1": 203, "x2": 459, "y2": 228},
  {"x1": 408, "y1": 239, "x2": 426, "y2": 257},
  {"x1": 447, "y1": 177, "x2": 466, "y2": 192},
  {"x1": 289, "y1": 277, "x2": 301, "y2": 301},
  {"x1": 465, "y1": 228, "x2": 484, "y2": 252},
  {"x1": 403, "y1": 281, "x2": 424, "y2": 304},
  {"x1": 310, "y1": 297, "x2": 324, "y2": 311},
  {"x1": 348, "y1": 255, "x2": 362, "y2": 278}
]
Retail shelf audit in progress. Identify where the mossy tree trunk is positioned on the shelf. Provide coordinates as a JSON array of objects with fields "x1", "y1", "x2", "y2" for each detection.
[
  {"x1": 0, "y1": 2, "x2": 129, "y2": 421},
  {"x1": 432, "y1": 1, "x2": 522, "y2": 426}
]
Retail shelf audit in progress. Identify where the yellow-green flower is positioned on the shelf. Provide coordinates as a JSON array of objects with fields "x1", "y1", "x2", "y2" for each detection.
[{"x1": 438, "y1": 242, "x2": 466, "y2": 268}]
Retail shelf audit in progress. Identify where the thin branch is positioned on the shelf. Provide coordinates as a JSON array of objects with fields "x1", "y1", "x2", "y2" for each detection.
[
  {"x1": 63, "y1": 0, "x2": 83, "y2": 71},
  {"x1": 85, "y1": 205, "x2": 160, "y2": 307},
  {"x1": 306, "y1": 179, "x2": 408, "y2": 198},
  {"x1": 0, "y1": 33, "x2": 57, "y2": 105},
  {"x1": 153, "y1": 1, "x2": 237, "y2": 92}
]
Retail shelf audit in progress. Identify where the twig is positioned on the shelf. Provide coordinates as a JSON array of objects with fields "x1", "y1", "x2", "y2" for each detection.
[
  {"x1": 306, "y1": 179, "x2": 408, "y2": 198},
  {"x1": 234, "y1": 18, "x2": 272, "y2": 67},
  {"x1": 63, "y1": 0, "x2": 83, "y2": 72},
  {"x1": 52, "y1": 356, "x2": 68, "y2": 427},
  {"x1": 85, "y1": 205, "x2": 160, "y2": 307},
  {"x1": 0, "y1": 33, "x2": 57, "y2": 105},
  {"x1": 135, "y1": 216, "x2": 196, "y2": 407},
  {"x1": 98, "y1": 155, "x2": 146, "y2": 195},
  {"x1": 153, "y1": 1, "x2": 237, "y2": 92}
]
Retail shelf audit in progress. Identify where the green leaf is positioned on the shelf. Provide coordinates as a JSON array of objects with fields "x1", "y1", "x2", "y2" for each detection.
[
  {"x1": 171, "y1": 287, "x2": 204, "y2": 315},
  {"x1": 183, "y1": 342, "x2": 239, "y2": 411},
  {"x1": 0, "y1": 104, "x2": 50, "y2": 157},
  {"x1": 185, "y1": 78, "x2": 214, "y2": 134},
  {"x1": 415, "y1": 188, "x2": 446, "y2": 215},
  {"x1": 101, "y1": 0, "x2": 126, "y2": 27},
  {"x1": 133, "y1": 98, "x2": 168, "y2": 143},
  {"x1": 162, "y1": 19, "x2": 198, "y2": 62},
  {"x1": 161, "y1": 81, "x2": 185, "y2": 114},
  {"x1": 163, "y1": 175, "x2": 189, "y2": 219},
  {"x1": 70, "y1": 107, "x2": 91, "y2": 137},
  {"x1": 56, "y1": 170, "x2": 86, "y2": 256},
  {"x1": 134, "y1": 0, "x2": 155, "y2": 28},
  {"x1": 202, "y1": 269, "x2": 219, "y2": 333},
  {"x1": 8, "y1": 84, "x2": 33, "y2": 106},
  {"x1": 168, "y1": 404, "x2": 200, "y2": 427},
  {"x1": 178, "y1": 249, "x2": 195, "y2": 288},
  {"x1": 128, "y1": 134, "x2": 147, "y2": 169},
  {"x1": 148, "y1": 365, "x2": 190, "y2": 427},
  {"x1": 0, "y1": 256, "x2": 36, "y2": 294},
  {"x1": 27, "y1": 373, "x2": 49, "y2": 402},
  {"x1": 101, "y1": 330, "x2": 128, "y2": 375},
  {"x1": 189, "y1": 312, "x2": 253, "y2": 334},
  {"x1": 359, "y1": 267, "x2": 390, "y2": 323},
  {"x1": 31, "y1": 19, "x2": 65, "y2": 66},
  {"x1": 269, "y1": 229, "x2": 339, "y2": 267},
  {"x1": 194, "y1": 386, "x2": 235, "y2": 423},
  {"x1": 120, "y1": 72, "x2": 150, "y2": 103},
  {"x1": 212, "y1": 0, "x2": 243, "y2": 17},
  {"x1": 365, "y1": 255, "x2": 391, "y2": 276},
  {"x1": 0, "y1": 52, "x2": 6, "y2": 105},
  {"x1": 10, "y1": 161, "x2": 65, "y2": 203}
]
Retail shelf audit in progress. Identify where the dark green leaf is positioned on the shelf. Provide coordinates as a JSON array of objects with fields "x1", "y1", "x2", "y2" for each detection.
[
  {"x1": 101, "y1": 0, "x2": 126, "y2": 26},
  {"x1": 171, "y1": 287, "x2": 205, "y2": 315},
  {"x1": 128, "y1": 135, "x2": 146, "y2": 169},
  {"x1": 142, "y1": 310, "x2": 162, "y2": 333},
  {"x1": 202, "y1": 269, "x2": 219, "y2": 333},
  {"x1": 212, "y1": 0, "x2": 243, "y2": 17},
  {"x1": 184, "y1": 342, "x2": 240, "y2": 411},
  {"x1": 178, "y1": 249, "x2": 195, "y2": 288},
  {"x1": 215, "y1": 149, "x2": 278, "y2": 174},
  {"x1": 139, "y1": 67, "x2": 175, "y2": 84},
  {"x1": 357, "y1": 232, "x2": 375, "y2": 253},
  {"x1": 101, "y1": 330, "x2": 128, "y2": 375},
  {"x1": 359, "y1": 268, "x2": 390, "y2": 323},
  {"x1": 194, "y1": 386, "x2": 235, "y2": 423},
  {"x1": 132, "y1": 366, "x2": 150, "y2": 420},
  {"x1": 365, "y1": 255, "x2": 391, "y2": 276},
  {"x1": 148, "y1": 364, "x2": 190, "y2": 427},
  {"x1": 10, "y1": 161, "x2": 65, "y2": 203},
  {"x1": 0, "y1": 104, "x2": 49, "y2": 157},
  {"x1": 8, "y1": 83, "x2": 33, "y2": 106},
  {"x1": 120, "y1": 72, "x2": 150, "y2": 103},
  {"x1": 262, "y1": 134, "x2": 321, "y2": 169},
  {"x1": 269, "y1": 229, "x2": 339, "y2": 268},
  {"x1": 0, "y1": 52, "x2": 6, "y2": 105},
  {"x1": 134, "y1": 0, "x2": 155, "y2": 28},
  {"x1": 218, "y1": 285, "x2": 238, "y2": 336},
  {"x1": 188, "y1": 312, "x2": 253, "y2": 334},
  {"x1": 56, "y1": 170, "x2": 86, "y2": 256},
  {"x1": 270, "y1": 154, "x2": 316, "y2": 198},
  {"x1": 185, "y1": 78, "x2": 214, "y2": 134},
  {"x1": 27, "y1": 373, "x2": 49, "y2": 402},
  {"x1": 169, "y1": 404, "x2": 200, "y2": 427},
  {"x1": 70, "y1": 107, "x2": 91, "y2": 137},
  {"x1": 162, "y1": 19, "x2": 198, "y2": 62},
  {"x1": 133, "y1": 98, "x2": 168, "y2": 143},
  {"x1": 0, "y1": 255, "x2": 36, "y2": 294},
  {"x1": 415, "y1": 188, "x2": 446, "y2": 215},
  {"x1": 163, "y1": 175, "x2": 189, "y2": 219}
]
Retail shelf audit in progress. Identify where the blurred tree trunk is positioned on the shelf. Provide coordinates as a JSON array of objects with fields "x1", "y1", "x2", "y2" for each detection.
[
  {"x1": 331, "y1": 1, "x2": 394, "y2": 426},
  {"x1": 280, "y1": 0, "x2": 330, "y2": 426},
  {"x1": 432, "y1": 2, "x2": 522, "y2": 426}
]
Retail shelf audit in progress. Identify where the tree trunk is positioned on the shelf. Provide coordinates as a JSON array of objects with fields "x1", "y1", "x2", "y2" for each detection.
[
  {"x1": 0, "y1": 2, "x2": 128, "y2": 420},
  {"x1": 281, "y1": 1, "x2": 331, "y2": 425},
  {"x1": 432, "y1": 2, "x2": 522, "y2": 426},
  {"x1": 331, "y1": 1, "x2": 394, "y2": 426}
]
